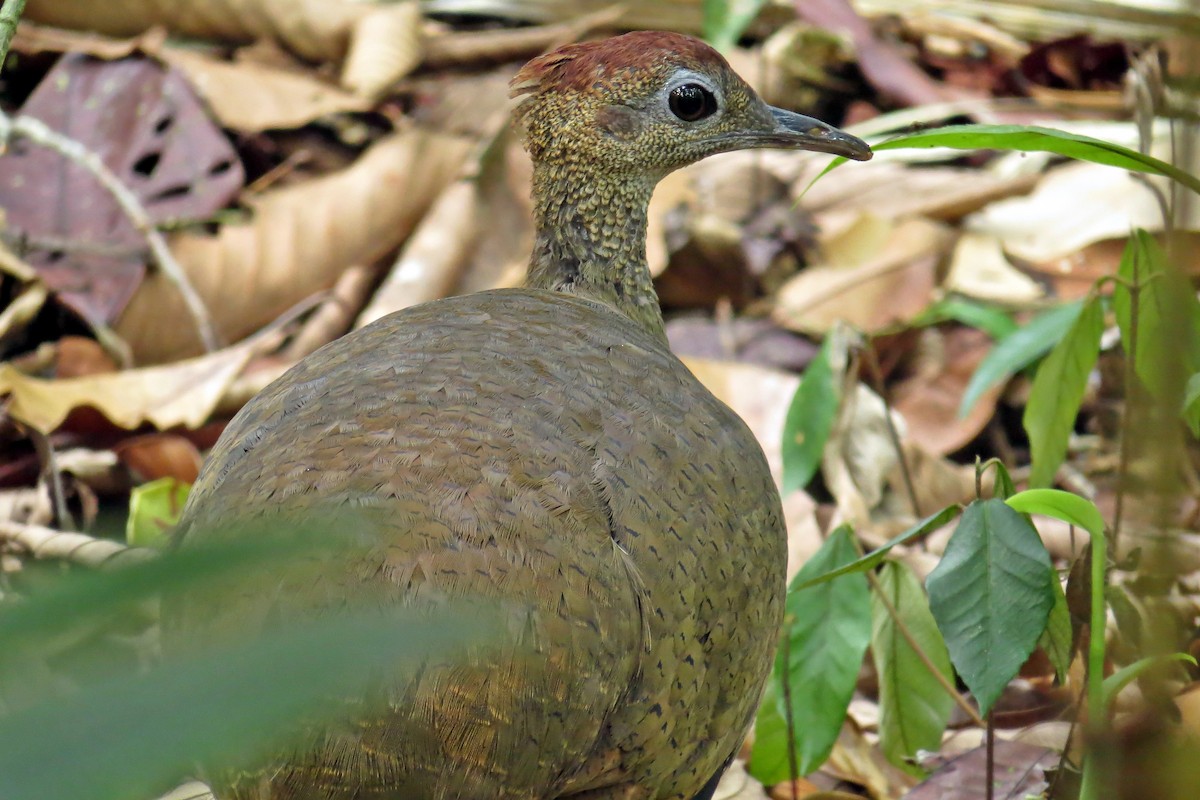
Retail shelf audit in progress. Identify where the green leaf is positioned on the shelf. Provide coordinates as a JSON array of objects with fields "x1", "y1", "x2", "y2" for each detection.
[
  {"x1": 960, "y1": 301, "x2": 1084, "y2": 418},
  {"x1": 781, "y1": 338, "x2": 839, "y2": 494},
  {"x1": 771, "y1": 526, "x2": 871, "y2": 778},
  {"x1": 989, "y1": 460, "x2": 1017, "y2": 501},
  {"x1": 702, "y1": 0, "x2": 769, "y2": 51},
  {"x1": 1112, "y1": 230, "x2": 1200, "y2": 417},
  {"x1": 749, "y1": 678, "x2": 791, "y2": 784},
  {"x1": 1006, "y1": 488, "x2": 1106, "y2": 539},
  {"x1": 1186, "y1": 371, "x2": 1200, "y2": 436},
  {"x1": 0, "y1": 522, "x2": 498, "y2": 800},
  {"x1": 791, "y1": 505, "x2": 962, "y2": 591},
  {"x1": 812, "y1": 124, "x2": 1200, "y2": 196},
  {"x1": 917, "y1": 297, "x2": 1018, "y2": 340},
  {"x1": 871, "y1": 561, "x2": 954, "y2": 773},
  {"x1": 1038, "y1": 568, "x2": 1073, "y2": 684},
  {"x1": 1023, "y1": 297, "x2": 1104, "y2": 487},
  {"x1": 926, "y1": 499, "x2": 1055, "y2": 717},
  {"x1": 126, "y1": 477, "x2": 190, "y2": 548},
  {"x1": 1101, "y1": 653, "x2": 1197, "y2": 714}
]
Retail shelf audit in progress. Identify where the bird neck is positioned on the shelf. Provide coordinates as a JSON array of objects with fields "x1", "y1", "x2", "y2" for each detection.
[{"x1": 525, "y1": 162, "x2": 667, "y2": 343}]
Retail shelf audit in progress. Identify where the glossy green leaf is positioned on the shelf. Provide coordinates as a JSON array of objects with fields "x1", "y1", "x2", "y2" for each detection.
[
  {"x1": 770, "y1": 526, "x2": 871, "y2": 779},
  {"x1": 871, "y1": 561, "x2": 954, "y2": 773},
  {"x1": 702, "y1": 0, "x2": 769, "y2": 51},
  {"x1": 1038, "y1": 568, "x2": 1073, "y2": 683},
  {"x1": 791, "y1": 505, "x2": 962, "y2": 591},
  {"x1": 917, "y1": 297, "x2": 1018, "y2": 340},
  {"x1": 926, "y1": 499, "x2": 1055, "y2": 717},
  {"x1": 126, "y1": 477, "x2": 190, "y2": 548},
  {"x1": 1024, "y1": 297, "x2": 1104, "y2": 487},
  {"x1": 813, "y1": 124, "x2": 1200, "y2": 196},
  {"x1": 1006, "y1": 488, "x2": 1106, "y2": 539},
  {"x1": 781, "y1": 338, "x2": 838, "y2": 495},
  {"x1": 959, "y1": 301, "x2": 1084, "y2": 418}
]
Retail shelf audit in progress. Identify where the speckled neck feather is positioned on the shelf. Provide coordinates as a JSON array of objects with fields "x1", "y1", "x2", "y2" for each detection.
[{"x1": 525, "y1": 163, "x2": 665, "y2": 341}]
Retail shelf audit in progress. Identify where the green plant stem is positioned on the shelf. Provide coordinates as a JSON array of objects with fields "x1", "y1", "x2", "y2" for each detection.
[
  {"x1": 0, "y1": 0, "x2": 25, "y2": 73},
  {"x1": 1112, "y1": 269, "x2": 1142, "y2": 549},
  {"x1": 985, "y1": 710, "x2": 995, "y2": 800},
  {"x1": 780, "y1": 618, "x2": 800, "y2": 799},
  {"x1": 1077, "y1": 524, "x2": 1108, "y2": 800}
]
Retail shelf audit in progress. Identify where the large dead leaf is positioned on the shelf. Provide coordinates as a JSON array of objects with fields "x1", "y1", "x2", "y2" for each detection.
[
  {"x1": 0, "y1": 54, "x2": 243, "y2": 325},
  {"x1": 157, "y1": 47, "x2": 369, "y2": 131},
  {"x1": 117, "y1": 129, "x2": 473, "y2": 363},
  {"x1": 773, "y1": 216, "x2": 950, "y2": 335},
  {"x1": 25, "y1": 0, "x2": 426, "y2": 95},
  {"x1": 906, "y1": 741, "x2": 1056, "y2": 800},
  {"x1": 0, "y1": 341, "x2": 257, "y2": 434},
  {"x1": 892, "y1": 327, "x2": 1004, "y2": 456}
]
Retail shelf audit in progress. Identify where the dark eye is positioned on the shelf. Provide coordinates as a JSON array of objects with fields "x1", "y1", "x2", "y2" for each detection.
[{"x1": 668, "y1": 83, "x2": 717, "y2": 122}]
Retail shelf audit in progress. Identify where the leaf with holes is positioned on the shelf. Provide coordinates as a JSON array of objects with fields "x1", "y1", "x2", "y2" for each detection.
[
  {"x1": 926, "y1": 499, "x2": 1055, "y2": 717},
  {"x1": 753, "y1": 526, "x2": 870, "y2": 781},
  {"x1": 872, "y1": 561, "x2": 954, "y2": 774},
  {"x1": 781, "y1": 338, "x2": 838, "y2": 495},
  {"x1": 959, "y1": 301, "x2": 1083, "y2": 418},
  {"x1": 1024, "y1": 297, "x2": 1104, "y2": 488},
  {"x1": 0, "y1": 54, "x2": 243, "y2": 323}
]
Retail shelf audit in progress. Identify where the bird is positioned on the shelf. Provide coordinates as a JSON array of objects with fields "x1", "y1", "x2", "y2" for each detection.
[{"x1": 166, "y1": 30, "x2": 871, "y2": 800}]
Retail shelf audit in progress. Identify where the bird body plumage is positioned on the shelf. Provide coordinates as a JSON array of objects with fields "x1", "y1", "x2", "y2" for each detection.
[{"x1": 168, "y1": 30, "x2": 870, "y2": 800}]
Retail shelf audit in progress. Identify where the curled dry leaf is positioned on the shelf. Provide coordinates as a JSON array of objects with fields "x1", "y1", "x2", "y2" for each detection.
[
  {"x1": 0, "y1": 339, "x2": 257, "y2": 434},
  {"x1": 341, "y1": 2, "x2": 423, "y2": 100},
  {"x1": 773, "y1": 216, "x2": 950, "y2": 335},
  {"x1": 714, "y1": 758, "x2": 770, "y2": 800},
  {"x1": 117, "y1": 129, "x2": 473, "y2": 363},
  {"x1": 26, "y1": 0, "x2": 370, "y2": 64}
]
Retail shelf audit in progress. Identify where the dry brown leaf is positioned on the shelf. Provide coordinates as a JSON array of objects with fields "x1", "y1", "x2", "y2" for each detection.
[
  {"x1": 341, "y1": 2, "x2": 423, "y2": 100},
  {"x1": 943, "y1": 231, "x2": 1044, "y2": 304},
  {"x1": 891, "y1": 327, "x2": 1003, "y2": 456},
  {"x1": 357, "y1": 121, "x2": 529, "y2": 325},
  {"x1": 715, "y1": 759, "x2": 770, "y2": 800},
  {"x1": 0, "y1": 341, "x2": 256, "y2": 433},
  {"x1": 824, "y1": 719, "x2": 916, "y2": 800},
  {"x1": 158, "y1": 47, "x2": 369, "y2": 131},
  {"x1": 114, "y1": 432, "x2": 204, "y2": 483},
  {"x1": 774, "y1": 216, "x2": 950, "y2": 335},
  {"x1": 26, "y1": 0, "x2": 369, "y2": 64},
  {"x1": 116, "y1": 129, "x2": 473, "y2": 363}
]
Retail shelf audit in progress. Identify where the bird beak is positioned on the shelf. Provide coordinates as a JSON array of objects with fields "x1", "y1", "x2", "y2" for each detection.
[{"x1": 765, "y1": 106, "x2": 872, "y2": 161}]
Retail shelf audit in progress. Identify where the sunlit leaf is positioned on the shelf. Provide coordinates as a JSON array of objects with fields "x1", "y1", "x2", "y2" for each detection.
[
  {"x1": 926, "y1": 499, "x2": 1055, "y2": 716},
  {"x1": 1024, "y1": 297, "x2": 1104, "y2": 487},
  {"x1": 960, "y1": 301, "x2": 1083, "y2": 419},
  {"x1": 872, "y1": 561, "x2": 954, "y2": 773},
  {"x1": 126, "y1": 477, "x2": 190, "y2": 548},
  {"x1": 781, "y1": 338, "x2": 838, "y2": 495},
  {"x1": 1006, "y1": 488, "x2": 1106, "y2": 539}
]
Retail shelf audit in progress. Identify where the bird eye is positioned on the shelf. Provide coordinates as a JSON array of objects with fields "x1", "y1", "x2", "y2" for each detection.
[{"x1": 668, "y1": 83, "x2": 717, "y2": 122}]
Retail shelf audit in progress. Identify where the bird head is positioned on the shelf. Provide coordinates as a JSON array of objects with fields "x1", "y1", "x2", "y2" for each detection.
[{"x1": 510, "y1": 31, "x2": 871, "y2": 179}]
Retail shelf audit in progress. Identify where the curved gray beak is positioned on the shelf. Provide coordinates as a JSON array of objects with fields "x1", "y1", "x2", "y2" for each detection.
[{"x1": 767, "y1": 106, "x2": 872, "y2": 161}]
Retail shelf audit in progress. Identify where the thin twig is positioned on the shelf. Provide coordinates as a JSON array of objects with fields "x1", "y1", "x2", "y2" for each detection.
[
  {"x1": 985, "y1": 709, "x2": 995, "y2": 800},
  {"x1": 0, "y1": 0, "x2": 26, "y2": 71},
  {"x1": 862, "y1": 343, "x2": 922, "y2": 518},
  {"x1": 0, "y1": 111, "x2": 221, "y2": 352}
]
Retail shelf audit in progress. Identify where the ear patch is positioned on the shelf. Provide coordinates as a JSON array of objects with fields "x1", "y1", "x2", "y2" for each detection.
[{"x1": 596, "y1": 105, "x2": 641, "y2": 140}]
